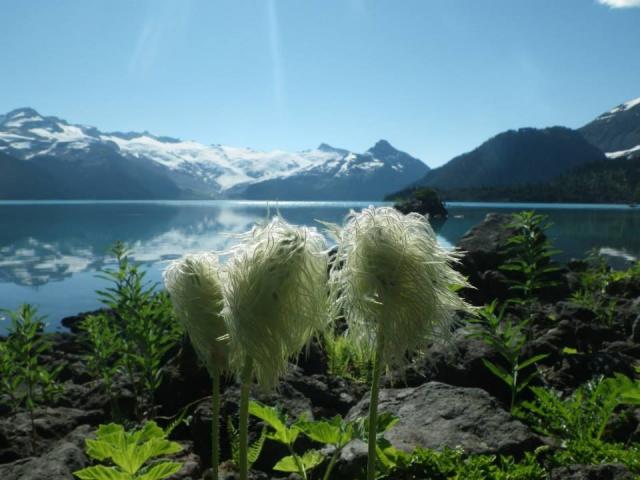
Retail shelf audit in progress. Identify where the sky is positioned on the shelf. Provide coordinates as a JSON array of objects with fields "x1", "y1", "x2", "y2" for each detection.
[{"x1": 1, "y1": 0, "x2": 639, "y2": 168}]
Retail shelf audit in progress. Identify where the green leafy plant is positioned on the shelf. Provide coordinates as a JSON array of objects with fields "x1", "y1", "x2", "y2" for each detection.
[
  {"x1": 79, "y1": 313, "x2": 124, "y2": 418},
  {"x1": 249, "y1": 401, "x2": 323, "y2": 479},
  {"x1": 569, "y1": 253, "x2": 640, "y2": 328},
  {"x1": 469, "y1": 301, "x2": 548, "y2": 413},
  {"x1": 74, "y1": 421, "x2": 182, "y2": 480},
  {"x1": 0, "y1": 304, "x2": 61, "y2": 449},
  {"x1": 550, "y1": 439, "x2": 640, "y2": 474},
  {"x1": 249, "y1": 400, "x2": 397, "y2": 480},
  {"x1": 521, "y1": 374, "x2": 640, "y2": 473},
  {"x1": 380, "y1": 446, "x2": 547, "y2": 480},
  {"x1": 295, "y1": 415, "x2": 359, "y2": 480},
  {"x1": 322, "y1": 330, "x2": 372, "y2": 382},
  {"x1": 500, "y1": 211, "x2": 560, "y2": 304},
  {"x1": 523, "y1": 374, "x2": 640, "y2": 443},
  {"x1": 95, "y1": 242, "x2": 182, "y2": 418}
]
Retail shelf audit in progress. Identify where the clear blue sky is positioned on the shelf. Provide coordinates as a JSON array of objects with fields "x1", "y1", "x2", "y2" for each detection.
[{"x1": 1, "y1": 0, "x2": 639, "y2": 167}]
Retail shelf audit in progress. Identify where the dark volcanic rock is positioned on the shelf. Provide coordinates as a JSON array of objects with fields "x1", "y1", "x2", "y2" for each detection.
[
  {"x1": 393, "y1": 188, "x2": 448, "y2": 218},
  {"x1": 457, "y1": 213, "x2": 514, "y2": 273},
  {"x1": 455, "y1": 212, "x2": 569, "y2": 304},
  {"x1": 0, "y1": 425, "x2": 90, "y2": 480},
  {"x1": 387, "y1": 328, "x2": 510, "y2": 404},
  {"x1": 0, "y1": 407, "x2": 102, "y2": 463},
  {"x1": 346, "y1": 382, "x2": 539, "y2": 455},
  {"x1": 455, "y1": 213, "x2": 514, "y2": 304}
]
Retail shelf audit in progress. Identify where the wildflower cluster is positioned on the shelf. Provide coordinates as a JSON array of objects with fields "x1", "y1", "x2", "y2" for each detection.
[{"x1": 161, "y1": 207, "x2": 471, "y2": 480}]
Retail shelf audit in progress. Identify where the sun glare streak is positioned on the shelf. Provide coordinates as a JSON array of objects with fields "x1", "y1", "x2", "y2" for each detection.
[
  {"x1": 129, "y1": 0, "x2": 192, "y2": 76},
  {"x1": 267, "y1": 0, "x2": 285, "y2": 116}
]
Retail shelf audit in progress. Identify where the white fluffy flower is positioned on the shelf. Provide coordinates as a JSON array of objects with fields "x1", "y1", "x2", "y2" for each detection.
[
  {"x1": 164, "y1": 253, "x2": 228, "y2": 376},
  {"x1": 223, "y1": 216, "x2": 329, "y2": 389},
  {"x1": 329, "y1": 206, "x2": 472, "y2": 367}
]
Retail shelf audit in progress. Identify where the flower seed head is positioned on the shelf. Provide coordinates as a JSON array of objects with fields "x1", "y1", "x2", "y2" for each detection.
[
  {"x1": 223, "y1": 216, "x2": 329, "y2": 390},
  {"x1": 329, "y1": 206, "x2": 472, "y2": 367},
  {"x1": 164, "y1": 253, "x2": 228, "y2": 376}
]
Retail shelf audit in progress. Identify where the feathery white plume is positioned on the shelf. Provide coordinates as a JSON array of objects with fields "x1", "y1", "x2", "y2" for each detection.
[
  {"x1": 223, "y1": 216, "x2": 329, "y2": 389},
  {"x1": 329, "y1": 206, "x2": 472, "y2": 367},
  {"x1": 164, "y1": 253, "x2": 228, "y2": 376}
]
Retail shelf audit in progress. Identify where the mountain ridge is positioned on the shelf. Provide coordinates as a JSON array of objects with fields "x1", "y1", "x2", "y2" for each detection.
[
  {"x1": 0, "y1": 107, "x2": 429, "y2": 200},
  {"x1": 412, "y1": 126, "x2": 606, "y2": 191}
]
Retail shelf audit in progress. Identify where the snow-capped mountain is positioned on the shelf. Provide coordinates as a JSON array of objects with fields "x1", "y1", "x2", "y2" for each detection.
[
  {"x1": 0, "y1": 107, "x2": 429, "y2": 200},
  {"x1": 579, "y1": 97, "x2": 640, "y2": 160},
  {"x1": 231, "y1": 140, "x2": 430, "y2": 200}
]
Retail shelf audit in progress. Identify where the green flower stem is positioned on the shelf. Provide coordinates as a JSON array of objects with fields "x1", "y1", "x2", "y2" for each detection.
[
  {"x1": 367, "y1": 328, "x2": 385, "y2": 480},
  {"x1": 239, "y1": 359, "x2": 253, "y2": 480},
  {"x1": 211, "y1": 369, "x2": 221, "y2": 480},
  {"x1": 287, "y1": 446, "x2": 307, "y2": 480},
  {"x1": 323, "y1": 449, "x2": 340, "y2": 480}
]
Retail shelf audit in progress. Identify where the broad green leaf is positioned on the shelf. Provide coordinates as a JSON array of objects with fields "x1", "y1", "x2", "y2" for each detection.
[
  {"x1": 137, "y1": 462, "x2": 182, "y2": 480},
  {"x1": 111, "y1": 444, "x2": 140, "y2": 475},
  {"x1": 273, "y1": 455, "x2": 301, "y2": 473},
  {"x1": 562, "y1": 347, "x2": 578, "y2": 355},
  {"x1": 295, "y1": 419, "x2": 341, "y2": 445},
  {"x1": 73, "y1": 465, "x2": 130, "y2": 480},
  {"x1": 299, "y1": 449, "x2": 324, "y2": 471},
  {"x1": 273, "y1": 450, "x2": 324, "y2": 473},
  {"x1": 136, "y1": 438, "x2": 182, "y2": 467},
  {"x1": 249, "y1": 401, "x2": 286, "y2": 433},
  {"x1": 85, "y1": 439, "x2": 117, "y2": 462},
  {"x1": 266, "y1": 428, "x2": 299, "y2": 445}
]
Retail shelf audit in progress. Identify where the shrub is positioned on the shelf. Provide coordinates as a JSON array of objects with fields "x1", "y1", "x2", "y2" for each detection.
[
  {"x1": 468, "y1": 301, "x2": 547, "y2": 413},
  {"x1": 93, "y1": 242, "x2": 182, "y2": 418},
  {"x1": 381, "y1": 446, "x2": 547, "y2": 480},
  {"x1": 79, "y1": 313, "x2": 124, "y2": 417},
  {"x1": 500, "y1": 211, "x2": 560, "y2": 304},
  {"x1": 0, "y1": 304, "x2": 61, "y2": 450}
]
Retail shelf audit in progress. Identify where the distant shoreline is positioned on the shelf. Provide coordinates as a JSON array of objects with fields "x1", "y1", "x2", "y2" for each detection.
[{"x1": 0, "y1": 198, "x2": 637, "y2": 211}]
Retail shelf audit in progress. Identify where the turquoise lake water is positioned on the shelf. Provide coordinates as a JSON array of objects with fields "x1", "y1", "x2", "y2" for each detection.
[{"x1": 0, "y1": 200, "x2": 638, "y2": 330}]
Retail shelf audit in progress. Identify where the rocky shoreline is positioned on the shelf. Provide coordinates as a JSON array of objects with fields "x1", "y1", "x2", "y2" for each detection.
[{"x1": 1, "y1": 213, "x2": 639, "y2": 480}]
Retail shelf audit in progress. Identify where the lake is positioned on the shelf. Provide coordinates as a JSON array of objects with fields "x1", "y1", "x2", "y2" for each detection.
[{"x1": 0, "y1": 200, "x2": 638, "y2": 331}]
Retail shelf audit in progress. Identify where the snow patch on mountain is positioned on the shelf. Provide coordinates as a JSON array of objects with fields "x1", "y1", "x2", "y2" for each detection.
[
  {"x1": 612, "y1": 97, "x2": 640, "y2": 113},
  {"x1": 596, "y1": 97, "x2": 640, "y2": 122},
  {"x1": 606, "y1": 144, "x2": 640, "y2": 159}
]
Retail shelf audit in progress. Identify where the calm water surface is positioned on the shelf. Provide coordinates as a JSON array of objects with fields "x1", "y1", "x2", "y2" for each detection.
[{"x1": 0, "y1": 200, "x2": 638, "y2": 330}]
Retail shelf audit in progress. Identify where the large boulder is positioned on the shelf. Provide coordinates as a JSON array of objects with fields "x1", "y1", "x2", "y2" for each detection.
[
  {"x1": 335, "y1": 382, "x2": 540, "y2": 477},
  {"x1": 457, "y1": 213, "x2": 514, "y2": 273},
  {"x1": 455, "y1": 213, "x2": 515, "y2": 304},
  {"x1": 346, "y1": 382, "x2": 539, "y2": 456},
  {"x1": 455, "y1": 212, "x2": 569, "y2": 304}
]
